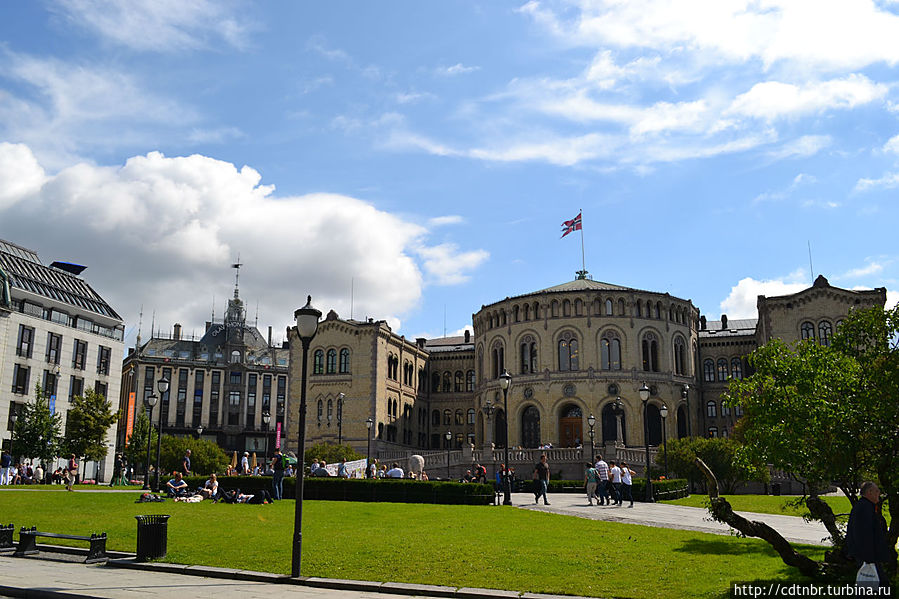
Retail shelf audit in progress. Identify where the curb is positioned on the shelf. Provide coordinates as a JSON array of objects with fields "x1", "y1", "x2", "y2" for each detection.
[{"x1": 105, "y1": 558, "x2": 599, "y2": 599}]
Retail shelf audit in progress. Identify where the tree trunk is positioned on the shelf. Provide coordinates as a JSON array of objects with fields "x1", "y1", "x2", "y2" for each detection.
[{"x1": 695, "y1": 457, "x2": 823, "y2": 578}]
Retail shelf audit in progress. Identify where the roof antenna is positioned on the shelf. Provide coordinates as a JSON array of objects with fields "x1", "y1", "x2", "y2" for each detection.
[
  {"x1": 444, "y1": 304, "x2": 447, "y2": 338},
  {"x1": 350, "y1": 277, "x2": 354, "y2": 320},
  {"x1": 807, "y1": 240, "x2": 815, "y2": 283},
  {"x1": 231, "y1": 254, "x2": 242, "y2": 298},
  {"x1": 150, "y1": 310, "x2": 156, "y2": 340},
  {"x1": 211, "y1": 294, "x2": 215, "y2": 322},
  {"x1": 255, "y1": 300, "x2": 259, "y2": 328}
]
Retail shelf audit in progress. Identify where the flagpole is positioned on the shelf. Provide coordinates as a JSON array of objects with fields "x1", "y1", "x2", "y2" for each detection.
[{"x1": 579, "y1": 209, "x2": 586, "y2": 278}]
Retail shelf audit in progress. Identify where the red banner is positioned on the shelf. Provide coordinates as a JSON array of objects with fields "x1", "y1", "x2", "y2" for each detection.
[
  {"x1": 125, "y1": 392, "x2": 136, "y2": 446},
  {"x1": 276, "y1": 422, "x2": 282, "y2": 449}
]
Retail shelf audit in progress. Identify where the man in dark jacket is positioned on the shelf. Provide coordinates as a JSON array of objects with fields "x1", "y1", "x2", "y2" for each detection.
[{"x1": 846, "y1": 481, "x2": 891, "y2": 587}]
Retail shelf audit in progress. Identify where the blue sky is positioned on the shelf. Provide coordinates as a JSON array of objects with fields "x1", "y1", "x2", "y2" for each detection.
[{"x1": 0, "y1": 1, "x2": 896, "y2": 346}]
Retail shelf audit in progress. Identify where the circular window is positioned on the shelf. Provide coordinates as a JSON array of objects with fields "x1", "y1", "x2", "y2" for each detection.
[{"x1": 563, "y1": 383, "x2": 576, "y2": 397}]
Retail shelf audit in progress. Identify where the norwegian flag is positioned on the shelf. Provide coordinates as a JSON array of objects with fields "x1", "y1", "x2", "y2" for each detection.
[{"x1": 560, "y1": 212, "x2": 582, "y2": 238}]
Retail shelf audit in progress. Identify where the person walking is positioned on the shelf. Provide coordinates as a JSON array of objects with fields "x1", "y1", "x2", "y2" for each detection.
[
  {"x1": 534, "y1": 454, "x2": 550, "y2": 505},
  {"x1": 620, "y1": 461, "x2": 636, "y2": 507},
  {"x1": 0, "y1": 450, "x2": 11, "y2": 485},
  {"x1": 181, "y1": 450, "x2": 192, "y2": 477},
  {"x1": 847, "y1": 481, "x2": 890, "y2": 587},
  {"x1": 65, "y1": 454, "x2": 78, "y2": 491},
  {"x1": 584, "y1": 462, "x2": 600, "y2": 506},
  {"x1": 594, "y1": 454, "x2": 610, "y2": 505},
  {"x1": 270, "y1": 448, "x2": 285, "y2": 500},
  {"x1": 608, "y1": 460, "x2": 622, "y2": 506}
]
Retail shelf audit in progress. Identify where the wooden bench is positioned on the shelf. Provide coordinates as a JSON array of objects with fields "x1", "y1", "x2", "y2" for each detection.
[{"x1": 14, "y1": 526, "x2": 107, "y2": 563}]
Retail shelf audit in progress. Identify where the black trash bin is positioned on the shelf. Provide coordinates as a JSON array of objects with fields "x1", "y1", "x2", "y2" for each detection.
[
  {"x1": 771, "y1": 483, "x2": 782, "y2": 496},
  {"x1": 135, "y1": 515, "x2": 170, "y2": 561}
]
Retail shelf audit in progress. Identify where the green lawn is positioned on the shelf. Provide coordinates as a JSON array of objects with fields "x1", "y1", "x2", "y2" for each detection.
[
  {"x1": 660, "y1": 494, "x2": 856, "y2": 519},
  {"x1": 0, "y1": 489, "x2": 827, "y2": 599}
]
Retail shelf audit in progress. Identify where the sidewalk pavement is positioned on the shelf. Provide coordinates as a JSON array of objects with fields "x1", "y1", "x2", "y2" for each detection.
[
  {"x1": 0, "y1": 555, "x2": 586, "y2": 599},
  {"x1": 511, "y1": 492, "x2": 832, "y2": 545}
]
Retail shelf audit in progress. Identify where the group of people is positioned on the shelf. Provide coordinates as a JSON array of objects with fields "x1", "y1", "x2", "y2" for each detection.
[
  {"x1": 584, "y1": 455, "x2": 637, "y2": 507},
  {"x1": 1, "y1": 450, "x2": 79, "y2": 491}
]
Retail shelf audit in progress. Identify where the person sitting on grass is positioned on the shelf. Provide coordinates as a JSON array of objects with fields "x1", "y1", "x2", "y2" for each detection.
[
  {"x1": 199, "y1": 473, "x2": 219, "y2": 501},
  {"x1": 165, "y1": 471, "x2": 190, "y2": 497},
  {"x1": 218, "y1": 488, "x2": 273, "y2": 504}
]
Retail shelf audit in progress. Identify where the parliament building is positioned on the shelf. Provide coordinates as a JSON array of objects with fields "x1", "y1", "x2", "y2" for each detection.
[{"x1": 286, "y1": 274, "x2": 886, "y2": 461}]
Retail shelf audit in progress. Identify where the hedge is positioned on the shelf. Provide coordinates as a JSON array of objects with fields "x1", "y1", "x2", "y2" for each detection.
[{"x1": 183, "y1": 475, "x2": 494, "y2": 505}]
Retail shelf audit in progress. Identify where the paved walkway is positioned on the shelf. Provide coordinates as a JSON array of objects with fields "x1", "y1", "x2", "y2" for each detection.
[{"x1": 511, "y1": 492, "x2": 831, "y2": 545}]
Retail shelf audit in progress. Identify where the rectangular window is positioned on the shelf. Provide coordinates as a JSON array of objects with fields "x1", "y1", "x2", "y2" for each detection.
[
  {"x1": 228, "y1": 391, "x2": 240, "y2": 426},
  {"x1": 143, "y1": 366, "x2": 155, "y2": 407},
  {"x1": 175, "y1": 368, "x2": 188, "y2": 427},
  {"x1": 247, "y1": 373, "x2": 257, "y2": 427},
  {"x1": 16, "y1": 325, "x2": 34, "y2": 358},
  {"x1": 12, "y1": 364, "x2": 30, "y2": 395},
  {"x1": 94, "y1": 380, "x2": 107, "y2": 398},
  {"x1": 69, "y1": 375, "x2": 84, "y2": 401},
  {"x1": 161, "y1": 367, "x2": 171, "y2": 423},
  {"x1": 210, "y1": 371, "x2": 221, "y2": 426},
  {"x1": 97, "y1": 346, "x2": 111, "y2": 375},
  {"x1": 229, "y1": 371, "x2": 241, "y2": 385},
  {"x1": 276, "y1": 375, "x2": 285, "y2": 414},
  {"x1": 7, "y1": 402, "x2": 23, "y2": 431},
  {"x1": 43, "y1": 370, "x2": 58, "y2": 397},
  {"x1": 72, "y1": 339, "x2": 88, "y2": 370},
  {"x1": 193, "y1": 370, "x2": 204, "y2": 427},
  {"x1": 46, "y1": 333, "x2": 62, "y2": 364},
  {"x1": 263, "y1": 374, "x2": 272, "y2": 414}
]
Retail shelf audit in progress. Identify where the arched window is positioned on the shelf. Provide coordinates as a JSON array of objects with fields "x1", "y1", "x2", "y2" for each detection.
[
  {"x1": 432, "y1": 410, "x2": 440, "y2": 426},
  {"x1": 731, "y1": 358, "x2": 743, "y2": 380},
  {"x1": 467, "y1": 408, "x2": 475, "y2": 425},
  {"x1": 717, "y1": 358, "x2": 728, "y2": 381},
  {"x1": 605, "y1": 299, "x2": 613, "y2": 315},
  {"x1": 230, "y1": 350, "x2": 241, "y2": 363},
  {"x1": 431, "y1": 372, "x2": 440, "y2": 393},
  {"x1": 317, "y1": 399, "x2": 323, "y2": 424},
  {"x1": 551, "y1": 300, "x2": 559, "y2": 317},
  {"x1": 339, "y1": 349, "x2": 350, "y2": 373},
  {"x1": 520, "y1": 336, "x2": 538, "y2": 374},
  {"x1": 722, "y1": 404, "x2": 731, "y2": 417},
  {"x1": 492, "y1": 344, "x2": 505, "y2": 379},
  {"x1": 641, "y1": 332, "x2": 659, "y2": 372},
  {"x1": 442, "y1": 372, "x2": 451, "y2": 392},
  {"x1": 673, "y1": 337, "x2": 686, "y2": 375},
  {"x1": 706, "y1": 401, "x2": 717, "y2": 418},
  {"x1": 327, "y1": 398, "x2": 333, "y2": 423},
  {"x1": 522, "y1": 406, "x2": 541, "y2": 448},
  {"x1": 669, "y1": 306, "x2": 675, "y2": 321},
  {"x1": 466, "y1": 370, "x2": 475, "y2": 392},
  {"x1": 454, "y1": 371, "x2": 464, "y2": 392},
  {"x1": 593, "y1": 298, "x2": 602, "y2": 315},
  {"x1": 326, "y1": 349, "x2": 337, "y2": 374},
  {"x1": 501, "y1": 311, "x2": 507, "y2": 326},
  {"x1": 635, "y1": 300, "x2": 642, "y2": 317},
  {"x1": 523, "y1": 304, "x2": 530, "y2": 321},
  {"x1": 800, "y1": 321, "x2": 815, "y2": 340},
  {"x1": 562, "y1": 299, "x2": 571, "y2": 316},
  {"x1": 734, "y1": 405, "x2": 743, "y2": 417},
  {"x1": 574, "y1": 298, "x2": 583, "y2": 316},
  {"x1": 618, "y1": 298, "x2": 625, "y2": 315},
  {"x1": 655, "y1": 302, "x2": 661, "y2": 319},
  {"x1": 708, "y1": 427, "x2": 718, "y2": 438},
  {"x1": 313, "y1": 350, "x2": 324, "y2": 374},
  {"x1": 703, "y1": 359, "x2": 715, "y2": 382},
  {"x1": 818, "y1": 321, "x2": 833, "y2": 346},
  {"x1": 443, "y1": 409, "x2": 451, "y2": 425},
  {"x1": 558, "y1": 332, "x2": 579, "y2": 371},
  {"x1": 513, "y1": 305, "x2": 520, "y2": 322},
  {"x1": 600, "y1": 331, "x2": 621, "y2": 370},
  {"x1": 455, "y1": 409, "x2": 464, "y2": 425}
]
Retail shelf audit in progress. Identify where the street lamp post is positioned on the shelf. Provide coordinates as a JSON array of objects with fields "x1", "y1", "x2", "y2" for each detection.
[
  {"x1": 639, "y1": 382, "x2": 653, "y2": 503},
  {"x1": 499, "y1": 369, "x2": 512, "y2": 506},
  {"x1": 291, "y1": 295, "x2": 321, "y2": 579},
  {"x1": 336, "y1": 393, "x2": 344, "y2": 445},
  {"x1": 262, "y1": 411, "x2": 271, "y2": 468},
  {"x1": 153, "y1": 377, "x2": 170, "y2": 493},
  {"x1": 142, "y1": 394, "x2": 157, "y2": 490},
  {"x1": 587, "y1": 413, "x2": 596, "y2": 460},
  {"x1": 483, "y1": 399, "x2": 496, "y2": 480},
  {"x1": 445, "y1": 430, "x2": 452, "y2": 480},
  {"x1": 682, "y1": 385, "x2": 692, "y2": 437},
  {"x1": 196, "y1": 426, "x2": 203, "y2": 438},
  {"x1": 365, "y1": 418, "x2": 373, "y2": 477},
  {"x1": 660, "y1": 404, "x2": 669, "y2": 479}
]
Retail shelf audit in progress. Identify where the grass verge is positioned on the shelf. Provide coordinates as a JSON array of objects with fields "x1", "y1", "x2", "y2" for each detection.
[{"x1": 0, "y1": 489, "x2": 826, "y2": 599}]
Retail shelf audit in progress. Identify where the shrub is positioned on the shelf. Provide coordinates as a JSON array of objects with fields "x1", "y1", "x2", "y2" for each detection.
[
  {"x1": 303, "y1": 442, "x2": 364, "y2": 468},
  {"x1": 159, "y1": 436, "x2": 230, "y2": 476}
]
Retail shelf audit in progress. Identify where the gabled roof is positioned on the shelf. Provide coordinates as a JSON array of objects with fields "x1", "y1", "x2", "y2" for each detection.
[
  {"x1": 517, "y1": 278, "x2": 632, "y2": 298},
  {"x1": 0, "y1": 238, "x2": 121, "y2": 320},
  {"x1": 699, "y1": 319, "x2": 758, "y2": 338}
]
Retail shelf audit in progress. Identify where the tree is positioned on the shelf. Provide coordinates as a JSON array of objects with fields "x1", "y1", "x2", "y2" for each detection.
[
  {"x1": 11, "y1": 384, "x2": 62, "y2": 464},
  {"x1": 62, "y1": 388, "x2": 119, "y2": 463},
  {"x1": 304, "y1": 442, "x2": 364, "y2": 468},
  {"x1": 721, "y1": 304, "x2": 899, "y2": 578},
  {"x1": 122, "y1": 411, "x2": 157, "y2": 475},
  {"x1": 159, "y1": 435, "x2": 229, "y2": 476},
  {"x1": 656, "y1": 436, "x2": 767, "y2": 494}
]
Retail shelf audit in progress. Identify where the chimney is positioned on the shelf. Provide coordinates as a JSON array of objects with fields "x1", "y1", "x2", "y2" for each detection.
[
  {"x1": 464, "y1": 330, "x2": 471, "y2": 343},
  {"x1": 205, "y1": 321, "x2": 211, "y2": 332},
  {"x1": 173, "y1": 323, "x2": 182, "y2": 340},
  {"x1": 721, "y1": 314, "x2": 728, "y2": 330},
  {"x1": 416, "y1": 337, "x2": 426, "y2": 349},
  {"x1": 268, "y1": 326, "x2": 273, "y2": 347},
  {"x1": 700, "y1": 315, "x2": 707, "y2": 330}
]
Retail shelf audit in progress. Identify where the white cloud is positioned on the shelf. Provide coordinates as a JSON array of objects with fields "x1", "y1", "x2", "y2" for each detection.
[
  {"x1": 844, "y1": 261, "x2": 885, "y2": 278},
  {"x1": 427, "y1": 215, "x2": 465, "y2": 227},
  {"x1": 49, "y1": 0, "x2": 252, "y2": 52},
  {"x1": 720, "y1": 272, "x2": 809, "y2": 318},
  {"x1": 883, "y1": 134, "x2": 899, "y2": 154},
  {"x1": 0, "y1": 144, "x2": 488, "y2": 341},
  {"x1": 767, "y1": 135, "x2": 832, "y2": 160},
  {"x1": 855, "y1": 172, "x2": 899, "y2": 192},
  {"x1": 727, "y1": 76, "x2": 887, "y2": 120},
  {"x1": 415, "y1": 243, "x2": 489, "y2": 285},
  {"x1": 396, "y1": 91, "x2": 435, "y2": 105},
  {"x1": 889, "y1": 289, "x2": 899, "y2": 310},
  {"x1": 437, "y1": 63, "x2": 480, "y2": 76}
]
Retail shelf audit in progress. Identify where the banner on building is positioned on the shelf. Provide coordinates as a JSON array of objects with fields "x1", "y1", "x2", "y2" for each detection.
[
  {"x1": 124, "y1": 392, "x2": 135, "y2": 446},
  {"x1": 323, "y1": 458, "x2": 366, "y2": 478},
  {"x1": 276, "y1": 422, "x2": 282, "y2": 449}
]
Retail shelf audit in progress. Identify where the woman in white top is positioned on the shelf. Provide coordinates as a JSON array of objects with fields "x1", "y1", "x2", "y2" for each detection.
[
  {"x1": 200, "y1": 473, "x2": 219, "y2": 500},
  {"x1": 608, "y1": 461, "x2": 622, "y2": 506},
  {"x1": 620, "y1": 461, "x2": 636, "y2": 507}
]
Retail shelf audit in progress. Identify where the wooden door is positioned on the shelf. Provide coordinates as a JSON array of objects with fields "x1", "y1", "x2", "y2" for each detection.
[{"x1": 560, "y1": 417, "x2": 581, "y2": 447}]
